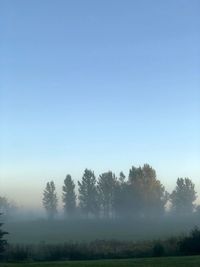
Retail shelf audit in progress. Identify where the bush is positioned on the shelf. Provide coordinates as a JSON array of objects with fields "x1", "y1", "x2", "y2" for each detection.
[
  {"x1": 153, "y1": 242, "x2": 165, "y2": 257},
  {"x1": 4, "y1": 234, "x2": 195, "y2": 262},
  {"x1": 179, "y1": 226, "x2": 200, "y2": 255},
  {"x1": 6, "y1": 245, "x2": 31, "y2": 261}
]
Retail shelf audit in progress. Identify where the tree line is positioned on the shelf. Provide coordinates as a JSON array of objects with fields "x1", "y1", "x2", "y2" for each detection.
[{"x1": 42, "y1": 164, "x2": 197, "y2": 219}]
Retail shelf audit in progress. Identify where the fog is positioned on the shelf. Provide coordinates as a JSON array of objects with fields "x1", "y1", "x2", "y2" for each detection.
[
  {"x1": 3, "y1": 207, "x2": 200, "y2": 246},
  {"x1": 1, "y1": 165, "x2": 200, "y2": 245}
]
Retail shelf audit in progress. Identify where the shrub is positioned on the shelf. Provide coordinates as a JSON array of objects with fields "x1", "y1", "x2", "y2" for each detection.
[
  {"x1": 153, "y1": 242, "x2": 165, "y2": 257},
  {"x1": 179, "y1": 226, "x2": 200, "y2": 255}
]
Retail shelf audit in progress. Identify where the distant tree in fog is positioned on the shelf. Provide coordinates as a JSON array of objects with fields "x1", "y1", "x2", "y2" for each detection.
[
  {"x1": 97, "y1": 171, "x2": 117, "y2": 218},
  {"x1": 128, "y1": 164, "x2": 168, "y2": 217},
  {"x1": 0, "y1": 196, "x2": 16, "y2": 220},
  {"x1": 119, "y1": 171, "x2": 126, "y2": 184},
  {"x1": 195, "y1": 205, "x2": 200, "y2": 215},
  {"x1": 0, "y1": 197, "x2": 10, "y2": 214},
  {"x1": 63, "y1": 174, "x2": 76, "y2": 217},
  {"x1": 128, "y1": 166, "x2": 144, "y2": 216},
  {"x1": 114, "y1": 172, "x2": 133, "y2": 218},
  {"x1": 141, "y1": 164, "x2": 168, "y2": 216},
  {"x1": 170, "y1": 178, "x2": 196, "y2": 215},
  {"x1": 78, "y1": 169, "x2": 99, "y2": 217},
  {"x1": 0, "y1": 213, "x2": 8, "y2": 256},
  {"x1": 43, "y1": 181, "x2": 58, "y2": 219}
]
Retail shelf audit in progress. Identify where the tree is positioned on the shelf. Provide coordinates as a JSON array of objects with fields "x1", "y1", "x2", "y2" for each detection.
[
  {"x1": 119, "y1": 171, "x2": 126, "y2": 184},
  {"x1": 128, "y1": 166, "x2": 144, "y2": 216},
  {"x1": 179, "y1": 226, "x2": 200, "y2": 255},
  {"x1": 195, "y1": 205, "x2": 200, "y2": 216},
  {"x1": 78, "y1": 169, "x2": 99, "y2": 217},
  {"x1": 0, "y1": 213, "x2": 8, "y2": 257},
  {"x1": 141, "y1": 164, "x2": 168, "y2": 216},
  {"x1": 128, "y1": 164, "x2": 168, "y2": 218},
  {"x1": 114, "y1": 172, "x2": 133, "y2": 218},
  {"x1": 43, "y1": 181, "x2": 58, "y2": 219},
  {"x1": 97, "y1": 171, "x2": 117, "y2": 219},
  {"x1": 170, "y1": 177, "x2": 196, "y2": 215},
  {"x1": 0, "y1": 196, "x2": 16, "y2": 220},
  {"x1": 63, "y1": 174, "x2": 76, "y2": 217}
]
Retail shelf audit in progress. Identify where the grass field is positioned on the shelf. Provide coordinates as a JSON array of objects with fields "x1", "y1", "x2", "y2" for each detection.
[{"x1": 1, "y1": 256, "x2": 200, "y2": 267}]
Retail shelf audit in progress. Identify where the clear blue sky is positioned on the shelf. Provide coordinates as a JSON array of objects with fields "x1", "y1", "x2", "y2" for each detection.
[{"x1": 0, "y1": 0, "x2": 200, "y2": 208}]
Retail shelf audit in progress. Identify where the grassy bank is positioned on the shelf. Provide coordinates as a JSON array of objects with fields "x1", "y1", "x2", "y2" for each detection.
[{"x1": 2, "y1": 256, "x2": 200, "y2": 267}]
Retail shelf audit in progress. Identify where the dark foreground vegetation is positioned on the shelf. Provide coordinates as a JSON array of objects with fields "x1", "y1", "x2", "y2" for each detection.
[{"x1": 1, "y1": 227, "x2": 200, "y2": 262}]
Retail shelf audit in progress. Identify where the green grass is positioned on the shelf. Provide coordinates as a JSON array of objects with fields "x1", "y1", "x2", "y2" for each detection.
[{"x1": 2, "y1": 256, "x2": 200, "y2": 267}]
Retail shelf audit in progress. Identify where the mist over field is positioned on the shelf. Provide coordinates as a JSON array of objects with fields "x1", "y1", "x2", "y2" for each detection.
[{"x1": 1, "y1": 164, "x2": 200, "y2": 247}]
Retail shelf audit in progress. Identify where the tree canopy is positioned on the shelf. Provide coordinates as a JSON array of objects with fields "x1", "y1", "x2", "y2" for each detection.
[
  {"x1": 63, "y1": 174, "x2": 76, "y2": 217},
  {"x1": 170, "y1": 177, "x2": 196, "y2": 215},
  {"x1": 78, "y1": 169, "x2": 99, "y2": 217},
  {"x1": 43, "y1": 181, "x2": 58, "y2": 220},
  {"x1": 42, "y1": 165, "x2": 198, "y2": 220},
  {"x1": 97, "y1": 171, "x2": 117, "y2": 218}
]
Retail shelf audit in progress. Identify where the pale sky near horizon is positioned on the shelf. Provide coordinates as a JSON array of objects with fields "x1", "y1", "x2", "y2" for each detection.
[{"x1": 0, "y1": 0, "x2": 200, "y2": 209}]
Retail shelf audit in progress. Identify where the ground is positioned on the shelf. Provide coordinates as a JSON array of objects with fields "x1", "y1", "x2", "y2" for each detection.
[{"x1": 2, "y1": 256, "x2": 200, "y2": 267}]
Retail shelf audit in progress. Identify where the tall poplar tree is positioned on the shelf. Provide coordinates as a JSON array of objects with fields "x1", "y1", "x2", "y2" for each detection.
[
  {"x1": 129, "y1": 164, "x2": 168, "y2": 217},
  {"x1": 97, "y1": 171, "x2": 117, "y2": 218},
  {"x1": 78, "y1": 169, "x2": 99, "y2": 217},
  {"x1": 43, "y1": 181, "x2": 58, "y2": 219},
  {"x1": 63, "y1": 174, "x2": 76, "y2": 217},
  {"x1": 170, "y1": 177, "x2": 196, "y2": 215}
]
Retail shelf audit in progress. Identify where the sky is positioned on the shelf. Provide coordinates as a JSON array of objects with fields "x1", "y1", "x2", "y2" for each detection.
[{"x1": 0, "y1": 0, "x2": 200, "y2": 209}]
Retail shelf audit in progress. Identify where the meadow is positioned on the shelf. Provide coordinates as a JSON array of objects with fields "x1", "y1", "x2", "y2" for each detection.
[{"x1": 2, "y1": 256, "x2": 200, "y2": 267}]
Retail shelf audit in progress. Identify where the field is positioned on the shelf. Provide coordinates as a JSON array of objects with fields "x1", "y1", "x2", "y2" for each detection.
[{"x1": 2, "y1": 256, "x2": 200, "y2": 267}]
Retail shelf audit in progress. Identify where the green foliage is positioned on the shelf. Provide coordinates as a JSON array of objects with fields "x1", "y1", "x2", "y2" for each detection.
[
  {"x1": 1, "y1": 235, "x2": 200, "y2": 263},
  {"x1": 179, "y1": 226, "x2": 200, "y2": 255},
  {"x1": 42, "y1": 165, "x2": 198, "y2": 220},
  {"x1": 97, "y1": 171, "x2": 117, "y2": 218},
  {"x1": 153, "y1": 242, "x2": 165, "y2": 257},
  {"x1": 63, "y1": 175, "x2": 76, "y2": 217},
  {"x1": 128, "y1": 164, "x2": 168, "y2": 217},
  {"x1": 43, "y1": 181, "x2": 58, "y2": 220},
  {"x1": 114, "y1": 174, "x2": 133, "y2": 218},
  {"x1": 1, "y1": 239, "x2": 154, "y2": 261},
  {"x1": 78, "y1": 169, "x2": 99, "y2": 217},
  {"x1": 170, "y1": 178, "x2": 196, "y2": 215}
]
